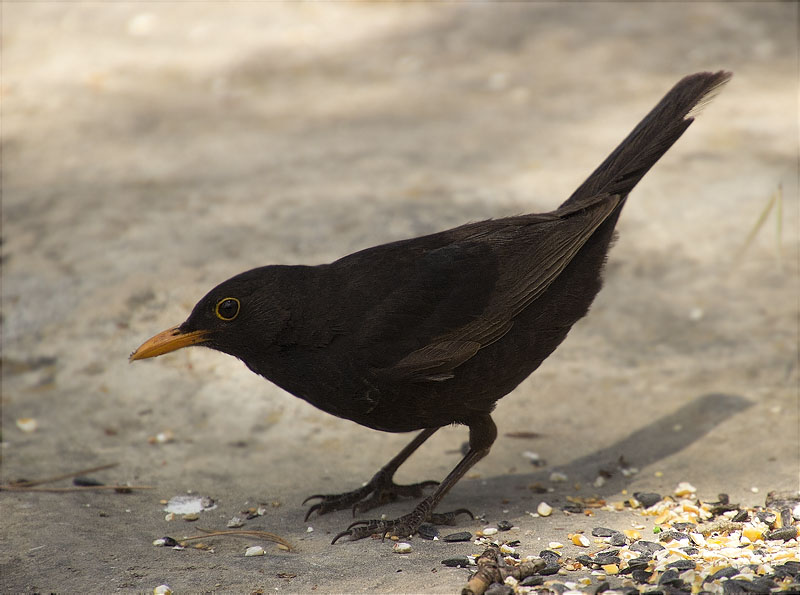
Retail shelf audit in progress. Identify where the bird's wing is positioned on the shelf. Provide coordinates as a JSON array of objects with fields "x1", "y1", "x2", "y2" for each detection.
[{"x1": 362, "y1": 193, "x2": 622, "y2": 383}]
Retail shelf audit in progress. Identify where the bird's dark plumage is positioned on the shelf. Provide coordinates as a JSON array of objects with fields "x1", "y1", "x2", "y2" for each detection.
[{"x1": 131, "y1": 71, "x2": 731, "y2": 542}]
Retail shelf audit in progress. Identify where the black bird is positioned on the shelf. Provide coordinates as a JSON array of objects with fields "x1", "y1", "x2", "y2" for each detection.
[{"x1": 131, "y1": 71, "x2": 731, "y2": 542}]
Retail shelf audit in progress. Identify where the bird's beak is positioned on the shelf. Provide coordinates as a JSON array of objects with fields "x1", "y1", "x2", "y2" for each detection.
[{"x1": 129, "y1": 325, "x2": 209, "y2": 361}]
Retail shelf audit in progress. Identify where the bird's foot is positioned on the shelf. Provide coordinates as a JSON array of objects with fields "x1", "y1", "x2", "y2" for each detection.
[
  {"x1": 303, "y1": 470, "x2": 438, "y2": 521},
  {"x1": 331, "y1": 499, "x2": 473, "y2": 543}
]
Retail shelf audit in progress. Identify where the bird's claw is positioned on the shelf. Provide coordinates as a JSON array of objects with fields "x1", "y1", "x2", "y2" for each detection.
[
  {"x1": 429, "y1": 507, "x2": 474, "y2": 525},
  {"x1": 303, "y1": 476, "x2": 438, "y2": 520},
  {"x1": 330, "y1": 506, "x2": 474, "y2": 544},
  {"x1": 302, "y1": 486, "x2": 372, "y2": 521}
]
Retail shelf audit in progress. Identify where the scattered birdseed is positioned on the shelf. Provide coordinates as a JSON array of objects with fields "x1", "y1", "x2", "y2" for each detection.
[
  {"x1": 393, "y1": 542, "x2": 412, "y2": 554},
  {"x1": 443, "y1": 531, "x2": 473, "y2": 542},
  {"x1": 633, "y1": 492, "x2": 661, "y2": 508},
  {"x1": 453, "y1": 485, "x2": 799, "y2": 593},
  {"x1": 622, "y1": 529, "x2": 642, "y2": 541},
  {"x1": 500, "y1": 543, "x2": 517, "y2": 555},
  {"x1": 483, "y1": 527, "x2": 499, "y2": 536},
  {"x1": 673, "y1": 481, "x2": 696, "y2": 497},
  {"x1": 441, "y1": 556, "x2": 472, "y2": 568},
  {"x1": 497, "y1": 520, "x2": 514, "y2": 531},
  {"x1": 484, "y1": 583, "x2": 513, "y2": 595},
  {"x1": 244, "y1": 545, "x2": 265, "y2": 557},
  {"x1": 765, "y1": 526, "x2": 798, "y2": 541},
  {"x1": 418, "y1": 523, "x2": 440, "y2": 540},
  {"x1": 226, "y1": 516, "x2": 244, "y2": 528}
]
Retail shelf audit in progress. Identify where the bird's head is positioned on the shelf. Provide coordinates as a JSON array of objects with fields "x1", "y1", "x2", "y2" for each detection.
[{"x1": 129, "y1": 266, "x2": 291, "y2": 364}]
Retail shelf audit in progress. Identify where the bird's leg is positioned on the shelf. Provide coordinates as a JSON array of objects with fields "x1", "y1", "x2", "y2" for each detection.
[
  {"x1": 303, "y1": 427, "x2": 439, "y2": 520},
  {"x1": 332, "y1": 414, "x2": 497, "y2": 543}
]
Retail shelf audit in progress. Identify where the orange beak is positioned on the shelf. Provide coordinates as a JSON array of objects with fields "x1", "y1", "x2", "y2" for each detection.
[{"x1": 129, "y1": 325, "x2": 209, "y2": 361}]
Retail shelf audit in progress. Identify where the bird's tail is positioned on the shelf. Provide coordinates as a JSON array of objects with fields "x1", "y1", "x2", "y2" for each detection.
[{"x1": 560, "y1": 71, "x2": 732, "y2": 209}]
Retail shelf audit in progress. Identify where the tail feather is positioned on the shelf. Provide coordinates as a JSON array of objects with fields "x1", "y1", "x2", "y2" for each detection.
[{"x1": 561, "y1": 71, "x2": 732, "y2": 209}]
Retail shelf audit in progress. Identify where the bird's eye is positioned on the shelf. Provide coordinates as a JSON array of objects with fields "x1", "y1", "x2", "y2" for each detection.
[{"x1": 215, "y1": 297, "x2": 240, "y2": 321}]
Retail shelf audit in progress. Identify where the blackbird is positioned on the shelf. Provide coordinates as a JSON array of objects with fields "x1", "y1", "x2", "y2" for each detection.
[{"x1": 131, "y1": 71, "x2": 731, "y2": 543}]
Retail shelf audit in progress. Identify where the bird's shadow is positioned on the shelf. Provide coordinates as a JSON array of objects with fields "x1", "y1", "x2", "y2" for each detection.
[{"x1": 452, "y1": 392, "x2": 753, "y2": 508}]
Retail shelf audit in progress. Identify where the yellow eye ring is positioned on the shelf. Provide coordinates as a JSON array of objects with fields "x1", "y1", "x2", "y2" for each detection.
[{"x1": 215, "y1": 297, "x2": 240, "y2": 321}]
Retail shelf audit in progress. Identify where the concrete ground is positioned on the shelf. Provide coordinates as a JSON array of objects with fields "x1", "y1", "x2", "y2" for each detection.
[{"x1": 1, "y1": 2, "x2": 797, "y2": 593}]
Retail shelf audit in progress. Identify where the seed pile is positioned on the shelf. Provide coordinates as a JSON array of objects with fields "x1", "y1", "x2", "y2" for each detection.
[{"x1": 453, "y1": 484, "x2": 800, "y2": 594}]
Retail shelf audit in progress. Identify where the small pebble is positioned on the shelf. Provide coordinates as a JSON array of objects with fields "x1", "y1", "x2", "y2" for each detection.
[
  {"x1": 591, "y1": 527, "x2": 617, "y2": 537},
  {"x1": 688, "y1": 307, "x2": 704, "y2": 321},
  {"x1": 153, "y1": 586, "x2": 172, "y2": 595},
  {"x1": 182, "y1": 513, "x2": 199, "y2": 522},
  {"x1": 392, "y1": 542, "x2": 412, "y2": 554},
  {"x1": 152, "y1": 536, "x2": 179, "y2": 547},
  {"x1": 496, "y1": 520, "x2": 513, "y2": 531},
  {"x1": 16, "y1": 418, "x2": 38, "y2": 433},
  {"x1": 537, "y1": 502, "x2": 553, "y2": 517},
  {"x1": 443, "y1": 531, "x2": 472, "y2": 542},
  {"x1": 550, "y1": 471, "x2": 568, "y2": 482},
  {"x1": 483, "y1": 527, "x2": 498, "y2": 536},
  {"x1": 226, "y1": 516, "x2": 244, "y2": 528},
  {"x1": 244, "y1": 545, "x2": 265, "y2": 557}
]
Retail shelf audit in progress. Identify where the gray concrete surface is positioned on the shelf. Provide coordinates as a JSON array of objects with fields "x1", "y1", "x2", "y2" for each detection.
[{"x1": 1, "y1": 2, "x2": 797, "y2": 593}]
